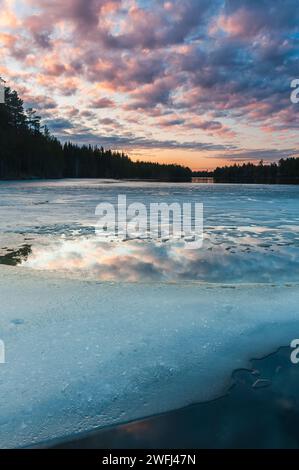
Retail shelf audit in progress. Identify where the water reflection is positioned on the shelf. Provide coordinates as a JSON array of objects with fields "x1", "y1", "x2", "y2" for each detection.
[
  {"x1": 0, "y1": 180, "x2": 297, "y2": 283},
  {"x1": 192, "y1": 177, "x2": 214, "y2": 184},
  {"x1": 21, "y1": 232, "x2": 299, "y2": 283}
]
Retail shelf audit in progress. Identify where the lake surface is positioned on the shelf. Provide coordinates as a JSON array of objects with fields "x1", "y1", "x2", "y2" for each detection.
[
  {"x1": 0, "y1": 180, "x2": 299, "y2": 448},
  {"x1": 0, "y1": 179, "x2": 299, "y2": 284}
]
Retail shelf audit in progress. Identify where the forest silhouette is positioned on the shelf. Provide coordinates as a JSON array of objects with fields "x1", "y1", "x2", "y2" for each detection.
[{"x1": 0, "y1": 85, "x2": 192, "y2": 181}]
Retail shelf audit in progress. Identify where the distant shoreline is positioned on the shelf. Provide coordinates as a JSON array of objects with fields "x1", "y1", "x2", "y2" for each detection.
[
  {"x1": 192, "y1": 176, "x2": 299, "y2": 185},
  {"x1": 214, "y1": 178, "x2": 299, "y2": 185},
  {"x1": 1, "y1": 176, "x2": 299, "y2": 185},
  {"x1": 0, "y1": 176, "x2": 192, "y2": 183}
]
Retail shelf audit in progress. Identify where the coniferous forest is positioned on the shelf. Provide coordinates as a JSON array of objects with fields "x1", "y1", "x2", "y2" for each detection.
[
  {"x1": 2, "y1": 84, "x2": 298, "y2": 184},
  {"x1": 0, "y1": 86, "x2": 192, "y2": 181},
  {"x1": 194, "y1": 159, "x2": 299, "y2": 184},
  {"x1": 213, "y1": 159, "x2": 299, "y2": 183}
]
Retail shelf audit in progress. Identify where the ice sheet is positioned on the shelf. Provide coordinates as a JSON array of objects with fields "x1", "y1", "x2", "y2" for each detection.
[
  {"x1": 1, "y1": 180, "x2": 299, "y2": 283},
  {"x1": 0, "y1": 181, "x2": 299, "y2": 448},
  {"x1": 0, "y1": 265, "x2": 299, "y2": 448}
]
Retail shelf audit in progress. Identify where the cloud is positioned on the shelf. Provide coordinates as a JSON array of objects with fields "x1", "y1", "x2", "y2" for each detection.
[
  {"x1": 1, "y1": 0, "x2": 298, "y2": 166},
  {"x1": 56, "y1": 130, "x2": 236, "y2": 152},
  {"x1": 90, "y1": 97, "x2": 115, "y2": 108},
  {"x1": 45, "y1": 118, "x2": 74, "y2": 131},
  {"x1": 24, "y1": 94, "x2": 57, "y2": 110},
  {"x1": 217, "y1": 148, "x2": 299, "y2": 162}
]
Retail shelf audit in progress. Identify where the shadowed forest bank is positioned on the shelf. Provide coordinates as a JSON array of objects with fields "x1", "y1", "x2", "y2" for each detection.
[
  {"x1": 194, "y1": 159, "x2": 299, "y2": 184},
  {"x1": 0, "y1": 86, "x2": 191, "y2": 181}
]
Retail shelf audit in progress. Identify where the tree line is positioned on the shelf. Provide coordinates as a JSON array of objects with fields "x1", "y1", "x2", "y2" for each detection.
[
  {"x1": 193, "y1": 159, "x2": 299, "y2": 184},
  {"x1": 0, "y1": 85, "x2": 192, "y2": 181}
]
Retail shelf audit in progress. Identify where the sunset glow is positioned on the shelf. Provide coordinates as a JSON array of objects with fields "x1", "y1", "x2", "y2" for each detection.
[{"x1": 1, "y1": 0, "x2": 299, "y2": 170}]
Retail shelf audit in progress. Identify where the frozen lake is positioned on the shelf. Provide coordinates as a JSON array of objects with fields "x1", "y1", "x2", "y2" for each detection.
[
  {"x1": 1, "y1": 179, "x2": 299, "y2": 283},
  {"x1": 0, "y1": 180, "x2": 299, "y2": 448}
]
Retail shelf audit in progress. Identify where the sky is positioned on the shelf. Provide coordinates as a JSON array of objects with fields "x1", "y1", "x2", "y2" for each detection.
[{"x1": 0, "y1": 0, "x2": 298, "y2": 170}]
